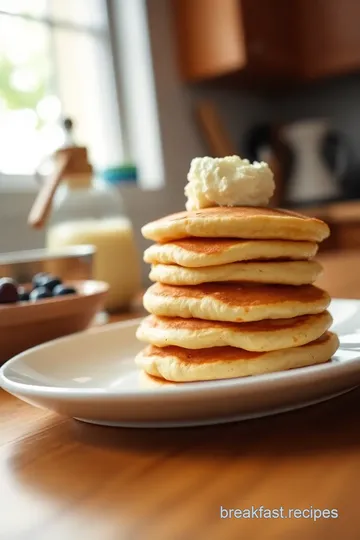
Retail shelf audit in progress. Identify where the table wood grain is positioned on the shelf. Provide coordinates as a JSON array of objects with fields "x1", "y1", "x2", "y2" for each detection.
[{"x1": 1, "y1": 250, "x2": 360, "y2": 540}]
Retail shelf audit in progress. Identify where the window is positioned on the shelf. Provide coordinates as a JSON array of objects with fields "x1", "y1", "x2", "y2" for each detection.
[{"x1": 0, "y1": 0, "x2": 164, "y2": 189}]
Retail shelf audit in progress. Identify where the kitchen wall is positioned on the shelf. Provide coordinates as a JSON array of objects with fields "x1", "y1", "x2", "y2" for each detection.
[
  {"x1": 0, "y1": 193, "x2": 45, "y2": 253},
  {"x1": 271, "y1": 74, "x2": 360, "y2": 147}
]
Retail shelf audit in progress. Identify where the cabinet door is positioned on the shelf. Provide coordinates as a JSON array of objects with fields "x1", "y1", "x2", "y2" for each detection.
[
  {"x1": 299, "y1": 0, "x2": 360, "y2": 79},
  {"x1": 173, "y1": 0, "x2": 246, "y2": 81},
  {"x1": 240, "y1": 0, "x2": 298, "y2": 79}
]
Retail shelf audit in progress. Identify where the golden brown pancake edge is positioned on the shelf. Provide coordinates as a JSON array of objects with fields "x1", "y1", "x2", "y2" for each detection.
[
  {"x1": 143, "y1": 332, "x2": 334, "y2": 365},
  {"x1": 149, "y1": 282, "x2": 329, "y2": 307},
  {"x1": 144, "y1": 312, "x2": 331, "y2": 333}
]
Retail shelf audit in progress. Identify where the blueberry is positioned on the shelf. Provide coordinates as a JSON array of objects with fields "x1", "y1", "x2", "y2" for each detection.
[
  {"x1": 29, "y1": 286, "x2": 53, "y2": 301},
  {"x1": 18, "y1": 286, "x2": 30, "y2": 302},
  {"x1": 40, "y1": 276, "x2": 62, "y2": 292},
  {"x1": 32, "y1": 272, "x2": 50, "y2": 289},
  {"x1": 53, "y1": 285, "x2": 77, "y2": 296},
  {"x1": 0, "y1": 278, "x2": 19, "y2": 304}
]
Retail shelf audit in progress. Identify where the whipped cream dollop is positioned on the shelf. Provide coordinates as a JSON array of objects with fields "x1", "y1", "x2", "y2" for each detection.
[{"x1": 185, "y1": 156, "x2": 275, "y2": 211}]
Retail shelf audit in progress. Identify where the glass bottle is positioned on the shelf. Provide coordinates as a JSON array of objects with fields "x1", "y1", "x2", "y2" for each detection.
[{"x1": 46, "y1": 163, "x2": 141, "y2": 313}]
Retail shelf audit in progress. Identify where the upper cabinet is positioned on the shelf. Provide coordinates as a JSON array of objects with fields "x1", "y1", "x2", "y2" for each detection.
[
  {"x1": 173, "y1": 0, "x2": 360, "y2": 84},
  {"x1": 298, "y1": 0, "x2": 360, "y2": 80},
  {"x1": 173, "y1": 0, "x2": 247, "y2": 81}
]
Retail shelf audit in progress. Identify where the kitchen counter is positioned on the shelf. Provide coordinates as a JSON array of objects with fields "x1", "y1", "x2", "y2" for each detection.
[
  {"x1": 1, "y1": 250, "x2": 360, "y2": 539},
  {"x1": 298, "y1": 199, "x2": 360, "y2": 221},
  {"x1": 298, "y1": 199, "x2": 360, "y2": 251}
]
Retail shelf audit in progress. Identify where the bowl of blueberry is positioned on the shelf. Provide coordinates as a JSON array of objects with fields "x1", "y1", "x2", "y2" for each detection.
[{"x1": 0, "y1": 272, "x2": 108, "y2": 365}]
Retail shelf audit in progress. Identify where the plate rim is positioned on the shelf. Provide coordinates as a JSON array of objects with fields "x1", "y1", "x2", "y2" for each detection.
[{"x1": 73, "y1": 387, "x2": 358, "y2": 428}]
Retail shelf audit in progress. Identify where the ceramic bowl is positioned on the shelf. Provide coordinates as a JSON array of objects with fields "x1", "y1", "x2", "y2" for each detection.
[
  {"x1": 0, "y1": 245, "x2": 95, "y2": 284},
  {"x1": 0, "y1": 280, "x2": 108, "y2": 365}
]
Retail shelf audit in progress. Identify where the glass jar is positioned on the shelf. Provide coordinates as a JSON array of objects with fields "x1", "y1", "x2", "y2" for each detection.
[{"x1": 46, "y1": 172, "x2": 141, "y2": 312}]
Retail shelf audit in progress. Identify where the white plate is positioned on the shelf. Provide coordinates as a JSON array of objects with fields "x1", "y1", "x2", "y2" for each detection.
[{"x1": 1, "y1": 299, "x2": 360, "y2": 428}]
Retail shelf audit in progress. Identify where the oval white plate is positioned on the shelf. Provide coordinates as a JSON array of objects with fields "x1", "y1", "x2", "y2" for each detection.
[{"x1": 1, "y1": 299, "x2": 360, "y2": 428}]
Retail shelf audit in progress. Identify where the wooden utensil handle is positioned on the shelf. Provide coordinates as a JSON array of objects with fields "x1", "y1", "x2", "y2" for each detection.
[
  {"x1": 195, "y1": 100, "x2": 236, "y2": 157},
  {"x1": 28, "y1": 153, "x2": 70, "y2": 230}
]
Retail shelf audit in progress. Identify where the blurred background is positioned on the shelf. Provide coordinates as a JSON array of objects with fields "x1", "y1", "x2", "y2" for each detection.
[{"x1": 1, "y1": 0, "x2": 360, "y2": 289}]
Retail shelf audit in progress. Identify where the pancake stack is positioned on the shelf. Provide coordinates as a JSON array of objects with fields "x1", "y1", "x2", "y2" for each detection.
[{"x1": 136, "y1": 207, "x2": 339, "y2": 382}]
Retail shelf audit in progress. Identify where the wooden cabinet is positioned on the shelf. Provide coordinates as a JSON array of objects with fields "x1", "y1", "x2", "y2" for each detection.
[
  {"x1": 173, "y1": 0, "x2": 360, "y2": 84},
  {"x1": 239, "y1": 0, "x2": 297, "y2": 80},
  {"x1": 173, "y1": 0, "x2": 246, "y2": 81},
  {"x1": 298, "y1": 0, "x2": 360, "y2": 80},
  {"x1": 173, "y1": 0, "x2": 296, "y2": 82}
]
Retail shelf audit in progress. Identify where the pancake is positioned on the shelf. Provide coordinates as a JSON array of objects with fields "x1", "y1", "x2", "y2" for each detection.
[
  {"x1": 135, "y1": 331, "x2": 339, "y2": 382},
  {"x1": 136, "y1": 311, "x2": 333, "y2": 351},
  {"x1": 144, "y1": 239, "x2": 318, "y2": 267},
  {"x1": 149, "y1": 260, "x2": 322, "y2": 286},
  {"x1": 141, "y1": 207, "x2": 330, "y2": 243},
  {"x1": 143, "y1": 282, "x2": 331, "y2": 323}
]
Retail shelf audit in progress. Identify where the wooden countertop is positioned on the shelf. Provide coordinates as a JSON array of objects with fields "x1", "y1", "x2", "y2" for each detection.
[
  {"x1": 1, "y1": 250, "x2": 360, "y2": 539},
  {"x1": 294, "y1": 199, "x2": 360, "y2": 222},
  {"x1": 316, "y1": 250, "x2": 360, "y2": 299}
]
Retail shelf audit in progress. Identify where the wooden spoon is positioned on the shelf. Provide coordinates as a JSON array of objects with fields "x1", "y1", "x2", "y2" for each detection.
[{"x1": 28, "y1": 151, "x2": 71, "y2": 230}]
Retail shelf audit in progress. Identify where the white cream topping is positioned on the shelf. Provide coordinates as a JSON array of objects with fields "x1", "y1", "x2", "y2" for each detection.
[{"x1": 185, "y1": 156, "x2": 275, "y2": 211}]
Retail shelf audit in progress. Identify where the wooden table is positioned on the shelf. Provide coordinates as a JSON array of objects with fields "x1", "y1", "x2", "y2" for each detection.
[{"x1": 1, "y1": 251, "x2": 360, "y2": 540}]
